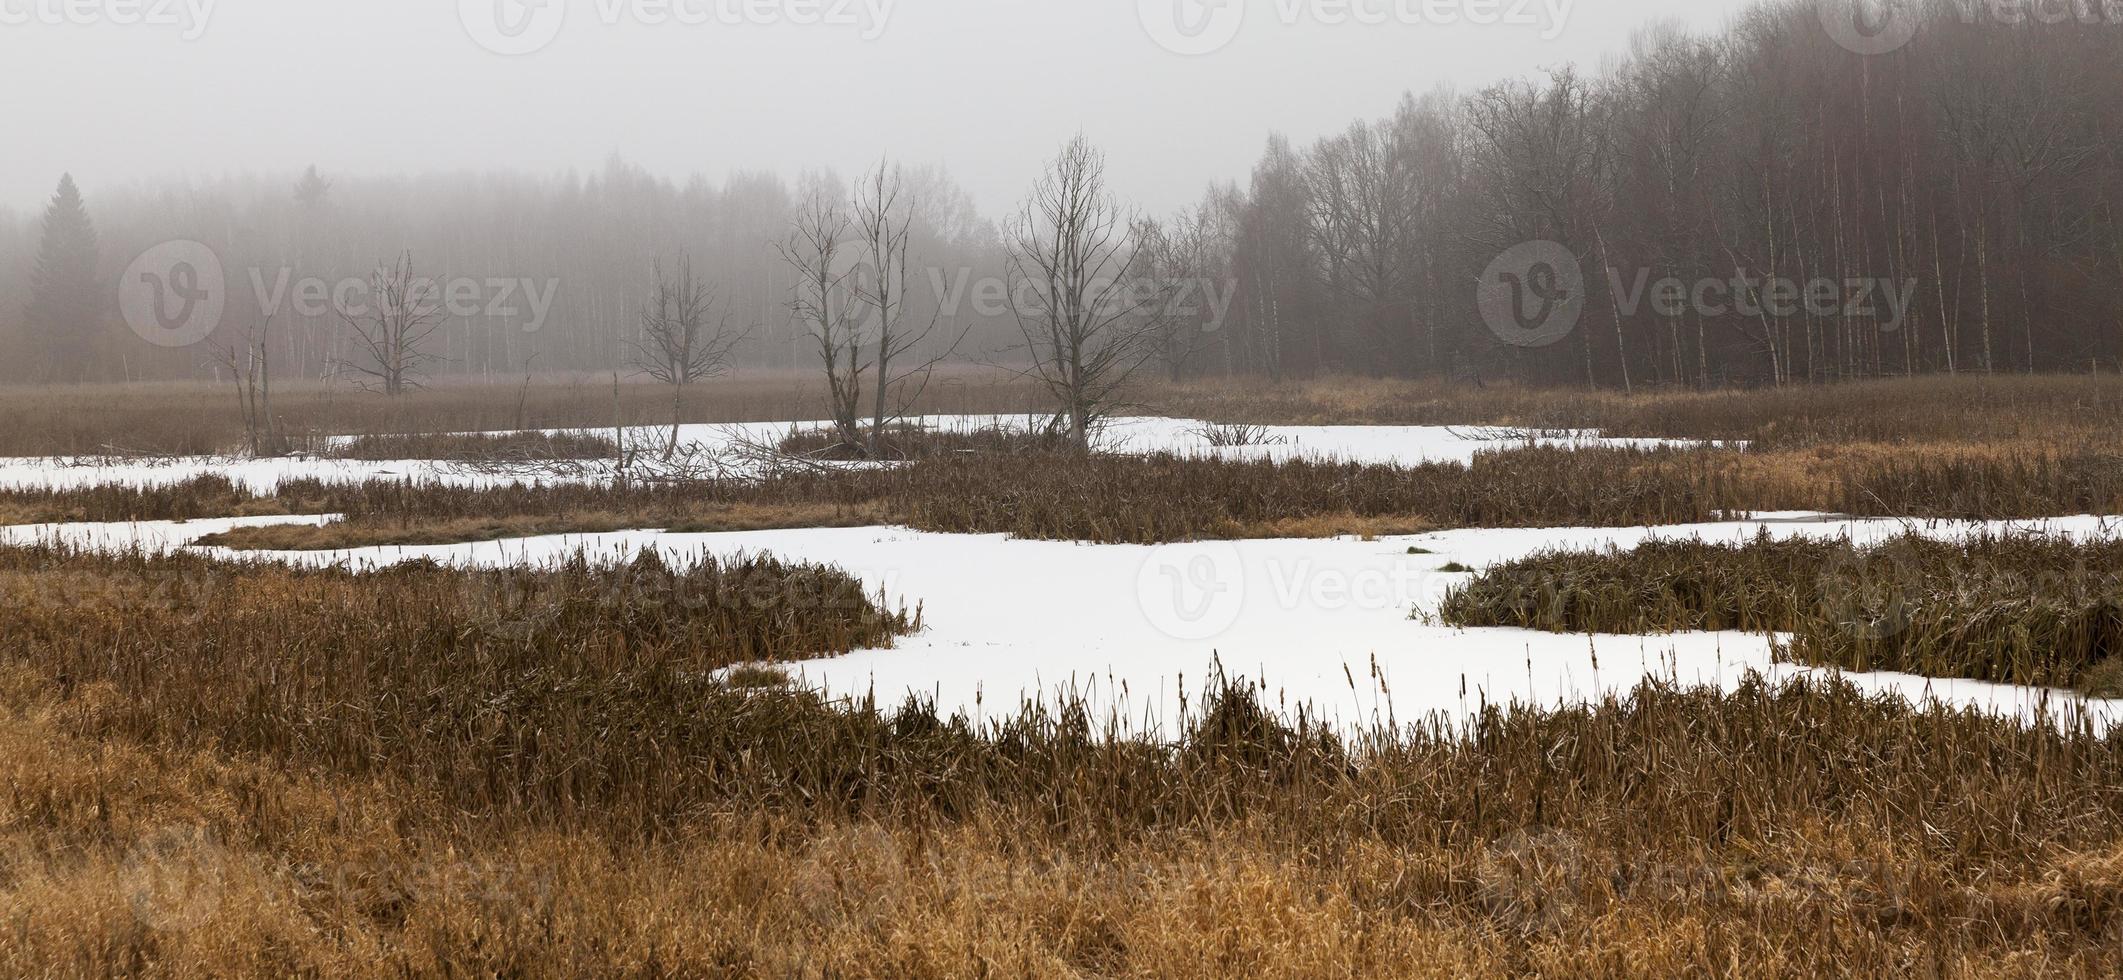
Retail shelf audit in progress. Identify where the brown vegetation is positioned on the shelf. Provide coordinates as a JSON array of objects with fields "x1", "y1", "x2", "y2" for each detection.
[
  {"x1": 775, "y1": 420, "x2": 1071, "y2": 460},
  {"x1": 327, "y1": 429, "x2": 618, "y2": 461},
  {"x1": 1157, "y1": 373, "x2": 2123, "y2": 450},
  {"x1": 1440, "y1": 533, "x2": 2123, "y2": 691},
  {"x1": 192, "y1": 502, "x2": 900, "y2": 551},
  {"x1": 0, "y1": 474, "x2": 294, "y2": 526},
  {"x1": 0, "y1": 369, "x2": 1046, "y2": 457},
  {"x1": 2, "y1": 593, "x2": 2121, "y2": 976},
  {"x1": 15, "y1": 438, "x2": 2123, "y2": 550},
  {"x1": 0, "y1": 543, "x2": 914, "y2": 829}
]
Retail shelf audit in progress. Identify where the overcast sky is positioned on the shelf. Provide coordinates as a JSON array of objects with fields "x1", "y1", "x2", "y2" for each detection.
[{"x1": 2, "y1": 0, "x2": 1761, "y2": 219}]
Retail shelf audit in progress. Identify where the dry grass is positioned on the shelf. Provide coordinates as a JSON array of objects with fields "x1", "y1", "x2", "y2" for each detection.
[
  {"x1": 192, "y1": 502, "x2": 900, "y2": 551},
  {"x1": 0, "y1": 368, "x2": 1045, "y2": 457},
  {"x1": 2, "y1": 615, "x2": 2122, "y2": 976},
  {"x1": 1440, "y1": 532, "x2": 2123, "y2": 691},
  {"x1": 0, "y1": 445, "x2": 1735, "y2": 548},
  {"x1": 775, "y1": 420, "x2": 1073, "y2": 460},
  {"x1": 1156, "y1": 373, "x2": 2123, "y2": 449},
  {"x1": 327, "y1": 429, "x2": 619, "y2": 461},
  {"x1": 0, "y1": 475, "x2": 299, "y2": 526},
  {"x1": 18, "y1": 370, "x2": 2123, "y2": 458},
  {"x1": 15, "y1": 439, "x2": 2123, "y2": 550},
  {"x1": 0, "y1": 543, "x2": 915, "y2": 831}
]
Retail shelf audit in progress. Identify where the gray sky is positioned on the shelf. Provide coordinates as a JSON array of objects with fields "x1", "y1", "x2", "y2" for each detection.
[{"x1": 2, "y1": 0, "x2": 1758, "y2": 219}]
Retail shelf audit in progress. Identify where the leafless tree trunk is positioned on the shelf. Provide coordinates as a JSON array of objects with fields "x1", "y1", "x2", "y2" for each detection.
[
  {"x1": 778, "y1": 189, "x2": 868, "y2": 451},
  {"x1": 212, "y1": 316, "x2": 276, "y2": 455},
  {"x1": 335, "y1": 252, "x2": 445, "y2": 396},
  {"x1": 1003, "y1": 136, "x2": 1156, "y2": 450},
  {"x1": 630, "y1": 254, "x2": 747, "y2": 459},
  {"x1": 853, "y1": 159, "x2": 967, "y2": 458}
]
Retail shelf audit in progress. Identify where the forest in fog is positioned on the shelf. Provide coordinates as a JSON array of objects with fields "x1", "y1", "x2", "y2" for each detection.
[{"x1": 4, "y1": 0, "x2": 2120, "y2": 390}]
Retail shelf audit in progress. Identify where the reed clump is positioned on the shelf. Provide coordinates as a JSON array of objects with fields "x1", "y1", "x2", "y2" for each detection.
[
  {"x1": 0, "y1": 474, "x2": 297, "y2": 525},
  {"x1": 1441, "y1": 532, "x2": 2123, "y2": 690},
  {"x1": 328, "y1": 430, "x2": 619, "y2": 461},
  {"x1": 775, "y1": 421, "x2": 1072, "y2": 460},
  {"x1": 0, "y1": 543, "x2": 915, "y2": 835}
]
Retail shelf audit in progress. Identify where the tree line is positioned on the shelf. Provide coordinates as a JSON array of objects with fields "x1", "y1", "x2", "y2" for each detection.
[{"x1": 6, "y1": 0, "x2": 2119, "y2": 391}]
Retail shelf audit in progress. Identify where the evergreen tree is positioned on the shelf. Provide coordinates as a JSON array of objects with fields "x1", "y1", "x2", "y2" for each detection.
[
  {"x1": 24, "y1": 175, "x2": 101, "y2": 382},
  {"x1": 293, "y1": 164, "x2": 332, "y2": 208}
]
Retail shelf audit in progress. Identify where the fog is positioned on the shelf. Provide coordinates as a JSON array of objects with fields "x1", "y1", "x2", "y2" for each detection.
[{"x1": 3, "y1": 0, "x2": 1750, "y2": 217}]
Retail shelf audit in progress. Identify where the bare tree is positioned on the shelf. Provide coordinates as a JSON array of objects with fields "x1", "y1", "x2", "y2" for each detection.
[
  {"x1": 851, "y1": 158, "x2": 968, "y2": 458},
  {"x1": 1003, "y1": 136, "x2": 1156, "y2": 450},
  {"x1": 211, "y1": 315, "x2": 277, "y2": 455},
  {"x1": 336, "y1": 251, "x2": 445, "y2": 396},
  {"x1": 1464, "y1": 67, "x2": 1610, "y2": 385},
  {"x1": 778, "y1": 187, "x2": 869, "y2": 452},
  {"x1": 631, "y1": 254, "x2": 746, "y2": 459},
  {"x1": 1135, "y1": 210, "x2": 1221, "y2": 382}
]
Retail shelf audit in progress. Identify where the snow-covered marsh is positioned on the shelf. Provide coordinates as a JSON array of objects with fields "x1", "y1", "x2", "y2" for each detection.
[{"x1": 7, "y1": 508, "x2": 2116, "y2": 738}]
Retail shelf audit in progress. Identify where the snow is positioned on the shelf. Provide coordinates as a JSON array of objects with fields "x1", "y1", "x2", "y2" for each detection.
[{"x1": 7, "y1": 508, "x2": 2117, "y2": 738}]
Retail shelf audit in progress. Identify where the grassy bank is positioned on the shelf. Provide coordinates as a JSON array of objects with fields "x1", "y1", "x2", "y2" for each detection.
[
  {"x1": 2, "y1": 639, "x2": 2120, "y2": 974},
  {"x1": 1156, "y1": 372, "x2": 2123, "y2": 449},
  {"x1": 1439, "y1": 533, "x2": 2123, "y2": 691}
]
